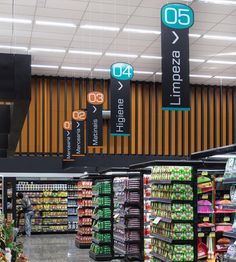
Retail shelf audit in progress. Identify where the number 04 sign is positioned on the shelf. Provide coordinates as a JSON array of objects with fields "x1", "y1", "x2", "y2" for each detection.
[{"x1": 161, "y1": 3, "x2": 194, "y2": 111}]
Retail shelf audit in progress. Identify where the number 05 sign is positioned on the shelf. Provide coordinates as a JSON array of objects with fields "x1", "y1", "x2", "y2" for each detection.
[{"x1": 161, "y1": 3, "x2": 194, "y2": 111}]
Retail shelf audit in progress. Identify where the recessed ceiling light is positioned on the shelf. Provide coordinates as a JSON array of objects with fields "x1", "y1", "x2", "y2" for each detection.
[
  {"x1": 190, "y1": 74, "x2": 212, "y2": 78},
  {"x1": 123, "y1": 28, "x2": 161, "y2": 35},
  {"x1": 31, "y1": 64, "x2": 59, "y2": 69},
  {"x1": 203, "y1": 34, "x2": 236, "y2": 41},
  {"x1": 189, "y1": 33, "x2": 201, "y2": 38},
  {"x1": 61, "y1": 66, "x2": 91, "y2": 71},
  {"x1": 69, "y1": 50, "x2": 102, "y2": 56},
  {"x1": 156, "y1": 72, "x2": 162, "y2": 75},
  {"x1": 105, "y1": 52, "x2": 138, "y2": 58},
  {"x1": 189, "y1": 58, "x2": 205, "y2": 63},
  {"x1": 0, "y1": 17, "x2": 32, "y2": 24},
  {"x1": 94, "y1": 68, "x2": 110, "y2": 72},
  {"x1": 35, "y1": 20, "x2": 76, "y2": 28},
  {"x1": 0, "y1": 45, "x2": 27, "y2": 51},
  {"x1": 30, "y1": 47, "x2": 66, "y2": 53},
  {"x1": 140, "y1": 55, "x2": 162, "y2": 59},
  {"x1": 207, "y1": 60, "x2": 236, "y2": 65},
  {"x1": 200, "y1": 0, "x2": 236, "y2": 5},
  {"x1": 80, "y1": 24, "x2": 120, "y2": 32},
  {"x1": 134, "y1": 71, "x2": 154, "y2": 75},
  {"x1": 214, "y1": 76, "x2": 236, "y2": 79}
]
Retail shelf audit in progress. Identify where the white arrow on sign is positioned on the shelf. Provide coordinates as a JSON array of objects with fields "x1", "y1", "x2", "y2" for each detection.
[
  {"x1": 67, "y1": 131, "x2": 70, "y2": 136},
  {"x1": 118, "y1": 81, "x2": 123, "y2": 91},
  {"x1": 77, "y1": 122, "x2": 80, "y2": 128},
  {"x1": 172, "y1": 31, "x2": 179, "y2": 45},
  {"x1": 93, "y1": 105, "x2": 97, "y2": 113}
]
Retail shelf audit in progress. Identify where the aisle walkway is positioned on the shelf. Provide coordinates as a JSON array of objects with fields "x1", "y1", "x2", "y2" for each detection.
[{"x1": 23, "y1": 234, "x2": 93, "y2": 262}]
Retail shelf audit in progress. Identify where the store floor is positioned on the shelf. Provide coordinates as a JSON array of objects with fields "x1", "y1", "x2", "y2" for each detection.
[{"x1": 22, "y1": 234, "x2": 93, "y2": 262}]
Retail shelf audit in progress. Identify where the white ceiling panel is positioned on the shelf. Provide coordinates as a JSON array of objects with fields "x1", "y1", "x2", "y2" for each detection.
[{"x1": 46, "y1": 0, "x2": 89, "y2": 11}]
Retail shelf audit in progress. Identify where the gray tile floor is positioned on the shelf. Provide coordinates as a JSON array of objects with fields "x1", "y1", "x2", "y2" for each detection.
[{"x1": 22, "y1": 234, "x2": 94, "y2": 262}]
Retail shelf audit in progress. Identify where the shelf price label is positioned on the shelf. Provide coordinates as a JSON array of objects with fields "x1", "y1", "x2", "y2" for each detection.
[
  {"x1": 110, "y1": 63, "x2": 133, "y2": 136},
  {"x1": 203, "y1": 217, "x2": 210, "y2": 222},
  {"x1": 161, "y1": 3, "x2": 194, "y2": 111}
]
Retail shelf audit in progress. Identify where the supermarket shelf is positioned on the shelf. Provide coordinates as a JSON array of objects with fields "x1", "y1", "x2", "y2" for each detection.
[
  {"x1": 151, "y1": 252, "x2": 172, "y2": 262},
  {"x1": 92, "y1": 227, "x2": 110, "y2": 233},
  {"x1": 79, "y1": 215, "x2": 92, "y2": 218},
  {"x1": 215, "y1": 249, "x2": 228, "y2": 253},
  {"x1": 68, "y1": 205, "x2": 78, "y2": 208},
  {"x1": 113, "y1": 234, "x2": 140, "y2": 244},
  {"x1": 224, "y1": 232, "x2": 236, "y2": 239},
  {"x1": 93, "y1": 205, "x2": 111, "y2": 209},
  {"x1": 92, "y1": 215, "x2": 111, "y2": 221},
  {"x1": 119, "y1": 214, "x2": 140, "y2": 219},
  {"x1": 78, "y1": 206, "x2": 93, "y2": 209},
  {"x1": 68, "y1": 214, "x2": 77, "y2": 216},
  {"x1": 78, "y1": 187, "x2": 93, "y2": 190},
  {"x1": 150, "y1": 180, "x2": 192, "y2": 185},
  {"x1": 150, "y1": 233, "x2": 194, "y2": 244},
  {"x1": 222, "y1": 205, "x2": 236, "y2": 210},
  {"x1": 114, "y1": 222, "x2": 140, "y2": 231},
  {"x1": 89, "y1": 251, "x2": 112, "y2": 261},
  {"x1": 75, "y1": 241, "x2": 91, "y2": 249},
  {"x1": 124, "y1": 188, "x2": 140, "y2": 192},
  {"x1": 92, "y1": 238, "x2": 111, "y2": 245},
  {"x1": 114, "y1": 246, "x2": 140, "y2": 257},
  {"x1": 68, "y1": 197, "x2": 78, "y2": 199},
  {"x1": 151, "y1": 198, "x2": 193, "y2": 204},
  {"x1": 223, "y1": 178, "x2": 236, "y2": 185},
  {"x1": 150, "y1": 216, "x2": 194, "y2": 224}
]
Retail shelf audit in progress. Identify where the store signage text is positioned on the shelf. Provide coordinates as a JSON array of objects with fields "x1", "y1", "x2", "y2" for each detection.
[{"x1": 63, "y1": 121, "x2": 74, "y2": 161}]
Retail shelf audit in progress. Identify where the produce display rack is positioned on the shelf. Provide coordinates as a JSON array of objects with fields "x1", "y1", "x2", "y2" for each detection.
[{"x1": 75, "y1": 179, "x2": 93, "y2": 249}]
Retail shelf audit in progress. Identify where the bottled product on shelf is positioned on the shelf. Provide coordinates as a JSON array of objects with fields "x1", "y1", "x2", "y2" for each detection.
[
  {"x1": 113, "y1": 176, "x2": 143, "y2": 261},
  {"x1": 67, "y1": 182, "x2": 79, "y2": 232},
  {"x1": 89, "y1": 180, "x2": 113, "y2": 260},
  {"x1": 150, "y1": 166, "x2": 197, "y2": 262},
  {"x1": 76, "y1": 180, "x2": 93, "y2": 248}
]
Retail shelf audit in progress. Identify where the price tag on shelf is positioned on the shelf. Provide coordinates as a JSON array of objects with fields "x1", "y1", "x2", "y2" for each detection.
[
  {"x1": 198, "y1": 233, "x2": 204, "y2": 237},
  {"x1": 202, "y1": 194, "x2": 208, "y2": 200},
  {"x1": 224, "y1": 217, "x2": 230, "y2": 222},
  {"x1": 203, "y1": 217, "x2": 210, "y2": 222},
  {"x1": 209, "y1": 232, "x2": 215, "y2": 237},
  {"x1": 224, "y1": 194, "x2": 230, "y2": 200},
  {"x1": 153, "y1": 217, "x2": 162, "y2": 225}
]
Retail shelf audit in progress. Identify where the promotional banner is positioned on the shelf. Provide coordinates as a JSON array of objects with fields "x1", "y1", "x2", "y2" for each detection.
[
  {"x1": 161, "y1": 3, "x2": 194, "y2": 111},
  {"x1": 63, "y1": 121, "x2": 74, "y2": 161},
  {"x1": 87, "y1": 91, "x2": 104, "y2": 147},
  {"x1": 110, "y1": 63, "x2": 134, "y2": 136},
  {"x1": 72, "y1": 110, "x2": 86, "y2": 156}
]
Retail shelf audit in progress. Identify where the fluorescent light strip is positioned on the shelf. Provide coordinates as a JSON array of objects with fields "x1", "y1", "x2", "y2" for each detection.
[
  {"x1": 30, "y1": 47, "x2": 66, "y2": 53},
  {"x1": 80, "y1": 24, "x2": 120, "y2": 32},
  {"x1": 61, "y1": 66, "x2": 91, "y2": 71},
  {"x1": 94, "y1": 68, "x2": 110, "y2": 72},
  {"x1": 134, "y1": 71, "x2": 154, "y2": 75},
  {"x1": 189, "y1": 33, "x2": 201, "y2": 38},
  {"x1": 156, "y1": 72, "x2": 162, "y2": 75},
  {"x1": 105, "y1": 52, "x2": 138, "y2": 58},
  {"x1": 216, "y1": 52, "x2": 236, "y2": 57},
  {"x1": 31, "y1": 64, "x2": 59, "y2": 69},
  {"x1": 214, "y1": 76, "x2": 236, "y2": 80},
  {"x1": 0, "y1": 45, "x2": 27, "y2": 51},
  {"x1": 190, "y1": 74, "x2": 212, "y2": 78},
  {"x1": 189, "y1": 58, "x2": 205, "y2": 63},
  {"x1": 69, "y1": 50, "x2": 102, "y2": 56},
  {"x1": 35, "y1": 20, "x2": 76, "y2": 28},
  {"x1": 207, "y1": 60, "x2": 236, "y2": 65},
  {"x1": 200, "y1": 0, "x2": 236, "y2": 5},
  {"x1": 203, "y1": 34, "x2": 236, "y2": 41},
  {"x1": 0, "y1": 17, "x2": 32, "y2": 24},
  {"x1": 123, "y1": 28, "x2": 160, "y2": 35},
  {"x1": 141, "y1": 55, "x2": 162, "y2": 60}
]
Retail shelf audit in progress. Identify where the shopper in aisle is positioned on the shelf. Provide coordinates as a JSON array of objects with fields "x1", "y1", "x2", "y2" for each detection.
[{"x1": 17, "y1": 192, "x2": 34, "y2": 237}]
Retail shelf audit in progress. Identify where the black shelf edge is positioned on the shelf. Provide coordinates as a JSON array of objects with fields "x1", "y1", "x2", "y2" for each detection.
[
  {"x1": 68, "y1": 214, "x2": 77, "y2": 216},
  {"x1": 150, "y1": 233, "x2": 194, "y2": 244},
  {"x1": 89, "y1": 251, "x2": 112, "y2": 261},
  {"x1": 224, "y1": 231, "x2": 236, "y2": 239},
  {"x1": 75, "y1": 242, "x2": 91, "y2": 249},
  {"x1": 151, "y1": 216, "x2": 194, "y2": 224},
  {"x1": 113, "y1": 235, "x2": 140, "y2": 244},
  {"x1": 92, "y1": 227, "x2": 111, "y2": 233},
  {"x1": 92, "y1": 238, "x2": 111, "y2": 245},
  {"x1": 150, "y1": 180, "x2": 192, "y2": 185},
  {"x1": 68, "y1": 206, "x2": 78, "y2": 208},
  {"x1": 114, "y1": 246, "x2": 141, "y2": 257},
  {"x1": 151, "y1": 252, "x2": 172, "y2": 262},
  {"x1": 150, "y1": 198, "x2": 193, "y2": 204},
  {"x1": 114, "y1": 223, "x2": 140, "y2": 231},
  {"x1": 223, "y1": 178, "x2": 236, "y2": 184}
]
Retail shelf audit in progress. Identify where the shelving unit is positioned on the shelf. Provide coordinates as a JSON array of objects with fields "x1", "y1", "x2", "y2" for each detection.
[
  {"x1": 89, "y1": 179, "x2": 113, "y2": 261},
  {"x1": 150, "y1": 165, "x2": 197, "y2": 262},
  {"x1": 67, "y1": 181, "x2": 79, "y2": 232},
  {"x1": 76, "y1": 180, "x2": 93, "y2": 249}
]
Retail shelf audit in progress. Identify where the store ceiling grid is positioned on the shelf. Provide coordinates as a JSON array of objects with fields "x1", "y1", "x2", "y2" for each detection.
[{"x1": 1, "y1": 0, "x2": 236, "y2": 85}]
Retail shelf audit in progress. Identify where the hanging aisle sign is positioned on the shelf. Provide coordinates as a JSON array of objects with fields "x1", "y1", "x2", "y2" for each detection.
[
  {"x1": 161, "y1": 3, "x2": 194, "y2": 111},
  {"x1": 87, "y1": 91, "x2": 104, "y2": 147},
  {"x1": 72, "y1": 110, "x2": 86, "y2": 156},
  {"x1": 110, "y1": 63, "x2": 134, "y2": 136},
  {"x1": 63, "y1": 121, "x2": 74, "y2": 161}
]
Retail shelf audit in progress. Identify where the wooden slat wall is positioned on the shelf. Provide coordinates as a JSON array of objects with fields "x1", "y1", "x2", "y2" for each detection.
[{"x1": 15, "y1": 76, "x2": 236, "y2": 156}]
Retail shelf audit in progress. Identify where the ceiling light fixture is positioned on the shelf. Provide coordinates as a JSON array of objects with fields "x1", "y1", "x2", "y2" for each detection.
[
  {"x1": 123, "y1": 28, "x2": 161, "y2": 35},
  {"x1": 80, "y1": 24, "x2": 120, "y2": 32},
  {"x1": 94, "y1": 68, "x2": 110, "y2": 72},
  {"x1": 105, "y1": 52, "x2": 138, "y2": 58},
  {"x1": 207, "y1": 60, "x2": 236, "y2": 65},
  {"x1": 31, "y1": 64, "x2": 59, "y2": 69},
  {"x1": 69, "y1": 50, "x2": 102, "y2": 56},
  {"x1": 61, "y1": 66, "x2": 91, "y2": 71},
  {"x1": 203, "y1": 34, "x2": 236, "y2": 41},
  {"x1": 30, "y1": 47, "x2": 66, "y2": 53},
  {"x1": 35, "y1": 20, "x2": 76, "y2": 28},
  {"x1": 190, "y1": 74, "x2": 212, "y2": 78},
  {"x1": 189, "y1": 58, "x2": 205, "y2": 63},
  {"x1": 214, "y1": 76, "x2": 236, "y2": 79},
  {"x1": 189, "y1": 33, "x2": 201, "y2": 38},
  {"x1": 0, "y1": 17, "x2": 32, "y2": 24},
  {"x1": 156, "y1": 72, "x2": 162, "y2": 75},
  {"x1": 140, "y1": 55, "x2": 162, "y2": 59},
  {"x1": 134, "y1": 71, "x2": 154, "y2": 75},
  {"x1": 0, "y1": 45, "x2": 27, "y2": 51}
]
